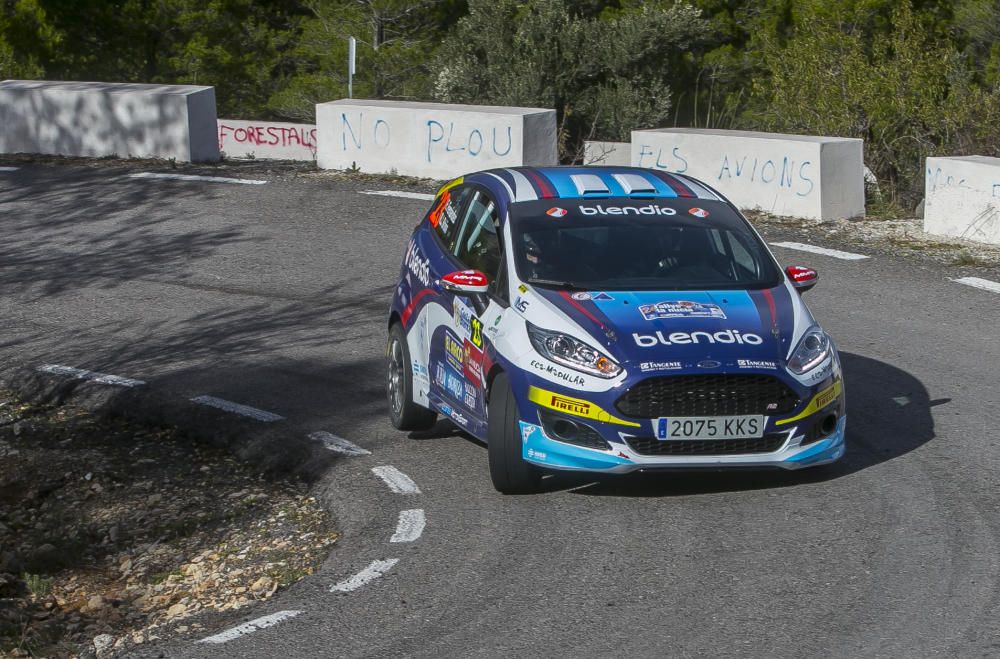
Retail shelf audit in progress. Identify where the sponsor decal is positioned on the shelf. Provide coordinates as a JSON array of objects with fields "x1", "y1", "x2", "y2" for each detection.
[
  {"x1": 526, "y1": 448, "x2": 547, "y2": 461},
  {"x1": 447, "y1": 270, "x2": 487, "y2": 286},
  {"x1": 688, "y1": 207, "x2": 710, "y2": 218},
  {"x1": 464, "y1": 340, "x2": 483, "y2": 386},
  {"x1": 580, "y1": 204, "x2": 677, "y2": 217},
  {"x1": 521, "y1": 423, "x2": 536, "y2": 443},
  {"x1": 528, "y1": 386, "x2": 640, "y2": 428},
  {"x1": 805, "y1": 362, "x2": 833, "y2": 383},
  {"x1": 775, "y1": 380, "x2": 843, "y2": 426},
  {"x1": 434, "y1": 363, "x2": 466, "y2": 401},
  {"x1": 463, "y1": 391, "x2": 476, "y2": 408},
  {"x1": 737, "y1": 359, "x2": 778, "y2": 370},
  {"x1": 453, "y1": 297, "x2": 473, "y2": 336},
  {"x1": 470, "y1": 317, "x2": 484, "y2": 348},
  {"x1": 530, "y1": 359, "x2": 586, "y2": 386},
  {"x1": 571, "y1": 292, "x2": 592, "y2": 301},
  {"x1": 404, "y1": 241, "x2": 431, "y2": 287},
  {"x1": 439, "y1": 403, "x2": 468, "y2": 427},
  {"x1": 593, "y1": 292, "x2": 614, "y2": 301},
  {"x1": 444, "y1": 331, "x2": 464, "y2": 372},
  {"x1": 514, "y1": 296, "x2": 529, "y2": 313},
  {"x1": 412, "y1": 361, "x2": 430, "y2": 381},
  {"x1": 638, "y1": 300, "x2": 726, "y2": 320},
  {"x1": 546, "y1": 207, "x2": 568, "y2": 218},
  {"x1": 633, "y1": 330, "x2": 764, "y2": 347},
  {"x1": 617, "y1": 451, "x2": 631, "y2": 460},
  {"x1": 639, "y1": 360, "x2": 682, "y2": 372},
  {"x1": 517, "y1": 283, "x2": 529, "y2": 294}
]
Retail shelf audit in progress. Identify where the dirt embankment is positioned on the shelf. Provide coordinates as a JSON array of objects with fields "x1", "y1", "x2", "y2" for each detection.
[{"x1": 0, "y1": 392, "x2": 337, "y2": 658}]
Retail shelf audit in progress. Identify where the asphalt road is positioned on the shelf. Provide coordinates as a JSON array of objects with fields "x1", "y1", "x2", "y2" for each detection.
[{"x1": 3, "y1": 163, "x2": 1000, "y2": 658}]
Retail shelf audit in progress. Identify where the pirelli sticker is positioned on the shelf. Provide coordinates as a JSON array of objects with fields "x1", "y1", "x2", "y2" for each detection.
[
  {"x1": 528, "y1": 386, "x2": 640, "y2": 428},
  {"x1": 776, "y1": 380, "x2": 843, "y2": 426}
]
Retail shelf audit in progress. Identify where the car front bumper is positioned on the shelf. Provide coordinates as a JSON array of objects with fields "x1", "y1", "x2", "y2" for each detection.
[{"x1": 519, "y1": 416, "x2": 846, "y2": 473}]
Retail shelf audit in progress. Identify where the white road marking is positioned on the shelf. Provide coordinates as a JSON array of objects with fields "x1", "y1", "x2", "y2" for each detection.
[
  {"x1": 128, "y1": 172, "x2": 267, "y2": 185},
  {"x1": 329, "y1": 559, "x2": 399, "y2": 593},
  {"x1": 190, "y1": 395, "x2": 285, "y2": 422},
  {"x1": 197, "y1": 610, "x2": 302, "y2": 644},
  {"x1": 37, "y1": 364, "x2": 145, "y2": 387},
  {"x1": 771, "y1": 242, "x2": 869, "y2": 261},
  {"x1": 309, "y1": 431, "x2": 371, "y2": 456},
  {"x1": 372, "y1": 465, "x2": 421, "y2": 494},
  {"x1": 360, "y1": 190, "x2": 435, "y2": 201},
  {"x1": 954, "y1": 276, "x2": 1000, "y2": 295},
  {"x1": 390, "y1": 509, "x2": 426, "y2": 543},
  {"x1": 0, "y1": 166, "x2": 19, "y2": 172}
]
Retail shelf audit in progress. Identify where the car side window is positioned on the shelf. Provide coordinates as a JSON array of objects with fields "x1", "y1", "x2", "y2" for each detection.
[
  {"x1": 453, "y1": 190, "x2": 501, "y2": 280},
  {"x1": 429, "y1": 186, "x2": 472, "y2": 252}
]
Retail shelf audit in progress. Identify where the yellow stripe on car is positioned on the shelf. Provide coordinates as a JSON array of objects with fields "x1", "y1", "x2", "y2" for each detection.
[
  {"x1": 435, "y1": 176, "x2": 464, "y2": 198},
  {"x1": 528, "y1": 386, "x2": 641, "y2": 428},
  {"x1": 775, "y1": 380, "x2": 843, "y2": 426}
]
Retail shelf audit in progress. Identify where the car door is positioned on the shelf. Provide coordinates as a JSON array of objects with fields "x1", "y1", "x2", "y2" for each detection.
[{"x1": 428, "y1": 186, "x2": 503, "y2": 428}]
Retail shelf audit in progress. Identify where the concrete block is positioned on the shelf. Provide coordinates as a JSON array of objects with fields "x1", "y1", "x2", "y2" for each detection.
[
  {"x1": 218, "y1": 119, "x2": 317, "y2": 160},
  {"x1": 631, "y1": 128, "x2": 865, "y2": 221},
  {"x1": 316, "y1": 99, "x2": 557, "y2": 179},
  {"x1": 583, "y1": 141, "x2": 630, "y2": 166},
  {"x1": 925, "y1": 156, "x2": 1000, "y2": 245},
  {"x1": 0, "y1": 79, "x2": 219, "y2": 162}
]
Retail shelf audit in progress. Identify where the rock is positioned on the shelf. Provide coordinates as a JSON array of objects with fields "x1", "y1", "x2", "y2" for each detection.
[
  {"x1": 108, "y1": 525, "x2": 120, "y2": 543},
  {"x1": 146, "y1": 493, "x2": 162, "y2": 505},
  {"x1": 92, "y1": 633, "x2": 115, "y2": 657},
  {"x1": 27, "y1": 543, "x2": 67, "y2": 572},
  {"x1": 166, "y1": 602, "x2": 186, "y2": 618},
  {"x1": 86, "y1": 595, "x2": 106, "y2": 612},
  {"x1": 250, "y1": 576, "x2": 276, "y2": 598}
]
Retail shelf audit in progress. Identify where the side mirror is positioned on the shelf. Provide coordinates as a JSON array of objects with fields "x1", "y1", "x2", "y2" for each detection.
[
  {"x1": 786, "y1": 265, "x2": 818, "y2": 293},
  {"x1": 441, "y1": 270, "x2": 489, "y2": 295}
]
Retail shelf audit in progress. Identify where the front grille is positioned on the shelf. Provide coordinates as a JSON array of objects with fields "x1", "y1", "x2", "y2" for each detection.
[
  {"x1": 624, "y1": 433, "x2": 787, "y2": 456},
  {"x1": 615, "y1": 374, "x2": 799, "y2": 418}
]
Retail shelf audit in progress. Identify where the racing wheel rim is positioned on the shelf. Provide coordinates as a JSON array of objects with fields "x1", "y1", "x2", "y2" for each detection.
[{"x1": 388, "y1": 337, "x2": 405, "y2": 416}]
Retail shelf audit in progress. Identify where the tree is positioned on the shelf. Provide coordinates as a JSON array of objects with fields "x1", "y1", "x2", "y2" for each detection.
[
  {"x1": 746, "y1": 0, "x2": 1000, "y2": 207},
  {"x1": 267, "y1": 0, "x2": 459, "y2": 122},
  {"x1": 432, "y1": 0, "x2": 707, "y2": 161}
]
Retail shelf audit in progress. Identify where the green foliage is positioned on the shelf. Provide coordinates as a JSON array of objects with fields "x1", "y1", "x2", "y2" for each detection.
[
  {"x1": 432, "y1": 0, "x2": 708, "y2": 160},
  {"x1": 746, "y1": 0, "x2": 1000, "y2": 206},
  {"x1": 268, "y1": 0, "x2": 456, "y2": 121}
]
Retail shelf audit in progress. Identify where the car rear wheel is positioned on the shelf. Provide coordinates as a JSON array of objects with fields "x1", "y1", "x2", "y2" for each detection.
[
  {"x1": 488, "y1": 372, "x2": 542, "y2": 494},
  {"x1": 387, "y1": 323, "x2": 437, "y2": 431}
]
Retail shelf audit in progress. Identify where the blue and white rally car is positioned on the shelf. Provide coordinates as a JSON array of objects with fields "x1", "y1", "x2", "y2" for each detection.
[{"x1": 386, "y1": 167, "x2": 845, "y2": 493}]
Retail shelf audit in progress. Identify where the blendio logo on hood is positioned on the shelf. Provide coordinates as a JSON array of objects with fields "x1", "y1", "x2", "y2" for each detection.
[
  {"x1": 579, "y1": 204, "x2": 677, "y2": 216},
  {"x1": 633, "y1": 330, "x2": 763, "y2": 347}
]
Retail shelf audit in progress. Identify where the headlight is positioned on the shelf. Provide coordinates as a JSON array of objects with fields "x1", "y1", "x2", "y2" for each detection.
[
  {"x1": 526, "y1": 322, "x2": 622, "y2": 379},
  {"x1": 787, "y1": 326, "x2": 831, "y2": 374}
]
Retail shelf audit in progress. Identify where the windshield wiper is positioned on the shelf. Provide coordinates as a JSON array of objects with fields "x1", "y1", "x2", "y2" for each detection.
[{"x1": 524, "y1": 278, "x2": 587, "y2": 291}]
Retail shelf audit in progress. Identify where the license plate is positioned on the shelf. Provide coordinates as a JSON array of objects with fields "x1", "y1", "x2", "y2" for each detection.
[{"x1": 655, "y1": 415, "x2": 766, "y2": 441}]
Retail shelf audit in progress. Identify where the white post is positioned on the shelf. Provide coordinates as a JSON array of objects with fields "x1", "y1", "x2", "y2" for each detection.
[{"x1": 348, "y1": 36, "x2": 356, "y2": 99}]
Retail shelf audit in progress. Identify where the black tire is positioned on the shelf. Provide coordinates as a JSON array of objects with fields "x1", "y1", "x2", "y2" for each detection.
[
  {"x1": 387, "y1": 323, "x2": 437, "y2": 431},
  {"x1": 488, "y1": 372, "x2": 542, "y2": 494}
]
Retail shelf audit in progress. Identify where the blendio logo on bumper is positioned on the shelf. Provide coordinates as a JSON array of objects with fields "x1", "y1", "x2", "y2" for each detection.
[
  {"x1": 579, "y1": 204, "x2": 677, "y2": 216},
  {"x1": 633, "y1": 330, "x2": 763, "y2": 347}
]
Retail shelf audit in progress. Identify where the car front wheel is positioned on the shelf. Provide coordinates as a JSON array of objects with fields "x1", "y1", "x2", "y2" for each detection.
[{"x1": 488, "y1": 372, "x2": 542, "y2": 494}]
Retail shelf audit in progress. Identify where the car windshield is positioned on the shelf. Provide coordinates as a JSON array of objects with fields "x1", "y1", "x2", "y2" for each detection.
[{"x1": 510, "y1": 199, "x2": 782, "y2": 291}]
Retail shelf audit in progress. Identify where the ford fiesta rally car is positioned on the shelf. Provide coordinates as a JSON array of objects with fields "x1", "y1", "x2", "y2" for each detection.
[{"x1": 386, "y1": 166, "x2": 845, "y2": 493}]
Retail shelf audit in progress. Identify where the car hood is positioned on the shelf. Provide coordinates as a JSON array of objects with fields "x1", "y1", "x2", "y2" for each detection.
[{"x1": 529, "y1": 287, "x2": 806, "y2": 371}]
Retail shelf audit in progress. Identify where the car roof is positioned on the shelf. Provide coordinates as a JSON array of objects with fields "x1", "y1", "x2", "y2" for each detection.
[{"x1": 465, "y1": 166, "x2": 723, "y2": 204}]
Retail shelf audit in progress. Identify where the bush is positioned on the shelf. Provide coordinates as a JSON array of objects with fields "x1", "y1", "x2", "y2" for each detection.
[{"x1": 746, "y1": 1, "x2": 1000, "y2": 209}]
